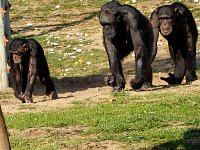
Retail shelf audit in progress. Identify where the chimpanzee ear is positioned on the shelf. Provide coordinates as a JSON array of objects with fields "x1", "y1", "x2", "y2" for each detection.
[
  {"x1": 22, "y1": 43, "x2": 29, "y2": 52},
  {"x1": 175, "y1": 7, "x2": 182, "y2": 16},
  {"x1": 155, "y1": 8, "x2": 158, "y2": 14},
  {"x1": 150, "y1": 9, "x2": 159, "y2": 27},
  {"x1": 175, "y1": 7, "x2": 179, "y2": 13}
]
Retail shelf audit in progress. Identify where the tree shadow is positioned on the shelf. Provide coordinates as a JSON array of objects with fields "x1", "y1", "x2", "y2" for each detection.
[
  {"x1": 33, "y1": 75, "x2": 107, "y2": 96},
  {"x1": 152, "y1": 128, "x2": 200, "y2": 150},
  {"x1": 12, "y1": 11, "x2": 98, "y2": 37}
]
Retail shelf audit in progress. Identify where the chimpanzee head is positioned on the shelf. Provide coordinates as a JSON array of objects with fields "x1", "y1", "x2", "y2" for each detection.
[
  {"x1": 156, "y1": 5, "x2": 178, "y2": 36},
  {"x1": 10, "y1": 42, "x2": 29, "y2": 64},
  {"x1": 99, "y1": 1, "x2": 123, "y2": 40}
]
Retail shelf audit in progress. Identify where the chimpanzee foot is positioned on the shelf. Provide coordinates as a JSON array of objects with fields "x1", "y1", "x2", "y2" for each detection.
[
  {"x1": 113, "y1": 86, "x2": 124, "y2": 93},
  {"x1": 185, "y1": 81, "x2": 192, "y2": 85},
  {"x1": 104, "y1": 76, "x2": 114, "y2": 87},
  {"x1": 50, "y1": 91, "x2": 58, "y2": 100},
  {"x1": 25, "y1": 97, "x2": 33, "y2": 103},
  {"x1": 23, "y1": 92, "x2": 33, "y2": 103},
  {"x1": 186, "y1": 76, "x2": 197, "y2": 85},
  {"x1": 44, "y1": 91, "x2": 58, "y2": 100},
  {"x1": 141, "y1": 82, "x2": 152, "y2": 89}
]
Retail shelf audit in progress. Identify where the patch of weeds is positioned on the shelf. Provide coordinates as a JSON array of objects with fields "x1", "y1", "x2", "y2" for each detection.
[
  {"x1": 18, "y1": 104, "x2": 37, "y2": 110},
  {"x1": 0, "y1": 91, "x2": 12, "y2": 99},
  {"x1": 71, "y1": 100, "x2": 87, "y2": 106},
  {"x1": 10, "y1": 134, "x2": 61, "y2": 150},
  {"x1": 6, "y1": 91, "x2": 200, "y2": 149}
]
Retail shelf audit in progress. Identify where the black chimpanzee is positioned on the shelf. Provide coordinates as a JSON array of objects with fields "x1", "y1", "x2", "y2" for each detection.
[
  {"x1": 99, "y1": 0, "x2": 154, "y2": 92},
  {"x1": 150, "y1": 2, "x2": 198, "y2": 85},
  {"x1": 9, "y1": 38, "x2": 58, "y2": 103}
]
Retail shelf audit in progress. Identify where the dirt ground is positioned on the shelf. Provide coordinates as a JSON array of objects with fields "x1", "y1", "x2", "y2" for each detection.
[{"x1": 0, "y1": 1, "x2": 200, "y2": 149}]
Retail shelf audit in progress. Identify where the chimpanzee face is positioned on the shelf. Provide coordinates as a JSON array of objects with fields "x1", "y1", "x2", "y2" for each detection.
[
  {"x1": 99, "y1": 9, "x2": 119, "y2": 40},
  {"x1": 12, "y1": 52, "x2": 23, "y2": 64},
  {"x1": 11, "y1": 43, "x2": 29, "y2": 64},
  {"x1": 157, "y1": 6, "x2": 176, "y2": 36}
]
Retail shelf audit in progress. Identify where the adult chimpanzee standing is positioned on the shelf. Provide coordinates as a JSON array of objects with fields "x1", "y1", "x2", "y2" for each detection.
[
  {"x1": 99, "y1": 0, "x2": 154, "y2": 92},
  {"x1": 9, "y1": 38, "x2": 58, "y2": 103},
  {"x1": 150, "y1": 2, "x2": 198, "y2": 85}
]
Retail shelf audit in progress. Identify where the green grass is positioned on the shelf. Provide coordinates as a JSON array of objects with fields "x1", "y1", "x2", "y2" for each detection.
[
  {"x1": 0, "y1": 91, "x2": 12, "y2": 99},
  {"x1": 12, "y1": 32, "x2": 108, "y2": 78},
  {"x1": 6, "y1": 92, "x2": 200, "y2": 149}
]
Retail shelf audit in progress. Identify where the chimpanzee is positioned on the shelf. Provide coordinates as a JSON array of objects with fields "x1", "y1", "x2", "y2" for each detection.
[
  {"x1": 9, "y1": 38, "x2": 58, "y2": 103},
  {"x1": 150, "y1": 2, "x2": 198, "y2": 85},
  {"x1": 99, "y1": 0, "x2": 154, "y2": 92}
]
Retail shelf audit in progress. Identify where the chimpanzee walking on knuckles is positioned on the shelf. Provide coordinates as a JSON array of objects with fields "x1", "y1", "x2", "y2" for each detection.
[
  {"x1": 99, "y1": 0, "x2": 154, "y2": 92},
  {"x1": 9, "y1": 38, "x2": 58, "y2": 103},
  {"x1": 150, "y1": 2, "x2": 198, "y2": 85}
]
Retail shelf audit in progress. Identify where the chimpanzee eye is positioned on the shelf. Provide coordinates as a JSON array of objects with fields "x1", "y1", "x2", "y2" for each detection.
[
  {"x1": 159, "y1": 19, "x2": 163, "y2": 23},
  {"x1": 167, "y1": 19, "x2": 173, "y2": 23}
]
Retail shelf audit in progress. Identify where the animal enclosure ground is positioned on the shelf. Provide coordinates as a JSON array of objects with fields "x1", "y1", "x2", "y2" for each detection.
[{"x1": 0, "y1": 0, "x2": 200, "y2": 149}]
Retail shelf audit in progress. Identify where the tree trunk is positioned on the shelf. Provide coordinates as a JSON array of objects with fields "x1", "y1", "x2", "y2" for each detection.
[
  {"x1": 0, "y1": 105, "x2": 11, "y2": 150},
  {"x1": 0, "y1": 0, "x2": 9, "y2": 89}
]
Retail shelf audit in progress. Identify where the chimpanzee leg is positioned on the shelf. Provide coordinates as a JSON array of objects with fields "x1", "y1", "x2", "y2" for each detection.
[
  {"x1": 185, "y1": 55, "x2": 197, "y2": 83},
  {"x1": 143, "y1": 30, "x2": 153, "y2": 87},
  {"x1": 185, "y1": 39, "x2": 197, "y2": 83},
  {"x1": 160, "y1": 49, "x2": 185, "y2": 84},
  {"x1": 38, "y1": 56, "x2": 58, "y2": 99},
  {"x1": 104, "y1": 37, "x2": 126, "y2": 92},
  {"x1": 11, "y1": 64, "x2": 25, "y2": 102},
  {"x1": 169, "y1": 44, "x2": 175, "y2": 62},
  {"x1": 130, "y1": 29, "x2": 150, "y2": 90},
  {"x1": 174, "y1": 49, "x2": 186, "y2": 84},
  {"x1": 130, "y1": 48, "x2": 145, "y2": 89},
  {"x1": 46, "y1": 76, "x2": 58, "y2": 99},
  {"x1": 23, "y1": 57, "x2": 38, "y2": 103},
  {"x1": 143, "y1": 61, "x2": 152, "y2": 88},
  {"x1": 21, "y1": 64, "x2": 29, "y2": 94}
]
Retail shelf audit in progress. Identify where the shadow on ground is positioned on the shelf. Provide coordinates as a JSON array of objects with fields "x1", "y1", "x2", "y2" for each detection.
[
  {"x1": 33, "y1": 75, "x2": 107, "y2": 96},
  {"x1": 32, "y1": 53, "x2": 200, "y2": 97},
  {"x1": 152, "y1": 128, "x2": 200, "y2": 150},
  {"x1": 12, "y1": 11, "x2": 98, "y2": 37}
]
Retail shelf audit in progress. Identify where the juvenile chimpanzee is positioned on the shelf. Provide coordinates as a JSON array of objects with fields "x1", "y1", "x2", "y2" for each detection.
[
  {"x1": 99, "y1": 1, "x2": 154, "y2": 92},
  {"x1": 150, "y1": 2, "x2": 198, "y2": 85},
  {"x1": 9, "y1": 38, "x2": 58, "y2": 103}
]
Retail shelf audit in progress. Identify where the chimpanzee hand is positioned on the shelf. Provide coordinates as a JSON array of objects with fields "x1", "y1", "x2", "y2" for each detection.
[{"x1": 160, "y1": 73, "x2": 182, "y2": 85}]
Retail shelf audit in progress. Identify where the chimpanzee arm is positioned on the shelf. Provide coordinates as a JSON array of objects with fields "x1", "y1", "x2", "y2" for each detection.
[
  {"x1": 104, "y1": 36, "x2": 126, "y2": 92},
  {"x1": 125, "y1": 13, "x2": 150, "y2": 89},
  {"x1": 130, "y1": 29, "x2": 148, "y2": 89},
  {"x1": 23, "y1": 56, "x2": 38, "y2": 103},
  {"x1": 185, "y1": 26, "x2": 197, "y2": 82},
  {"x1": 10, "y1": 63, "x2": 26, "y2": 103},
  {"x1": 150, "y1": 10, "x2": 159, "y2": 63}
]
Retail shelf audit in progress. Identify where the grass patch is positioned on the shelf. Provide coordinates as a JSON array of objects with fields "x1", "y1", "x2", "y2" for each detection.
[
  {"x1": 6, "y1": 92, "x2": 200, "y2": 149},
  {"x1": 0, "y1": 91, "x2": 12, "y2": 99}
]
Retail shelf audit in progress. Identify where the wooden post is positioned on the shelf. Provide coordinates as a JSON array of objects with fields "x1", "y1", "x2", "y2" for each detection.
[
  {"x1": 0, "y1": 0, "x2": 9, "y2": 89},
  {"x1": 4, "y1": 0, "x2": 12, "y2": 56},
  {"x1": 0, "y1": 105, "x2": 11, "y2": 150}
]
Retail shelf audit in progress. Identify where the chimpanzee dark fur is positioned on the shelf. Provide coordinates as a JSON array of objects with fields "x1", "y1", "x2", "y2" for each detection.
[
  {"x1": 99, "y1": 0, "x2": 154, "y2": 92},
  {"x1": 9, "y1": 38, "x2": 58, "y2": 103},
  {"x1": 150, "y1": 2, "x2": 198, "y2": 85}
]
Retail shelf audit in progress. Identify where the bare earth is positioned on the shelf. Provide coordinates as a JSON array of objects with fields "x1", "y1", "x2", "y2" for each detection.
[{"x1": 0, "y1": 1, "x2": 200, "y2": 149}]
